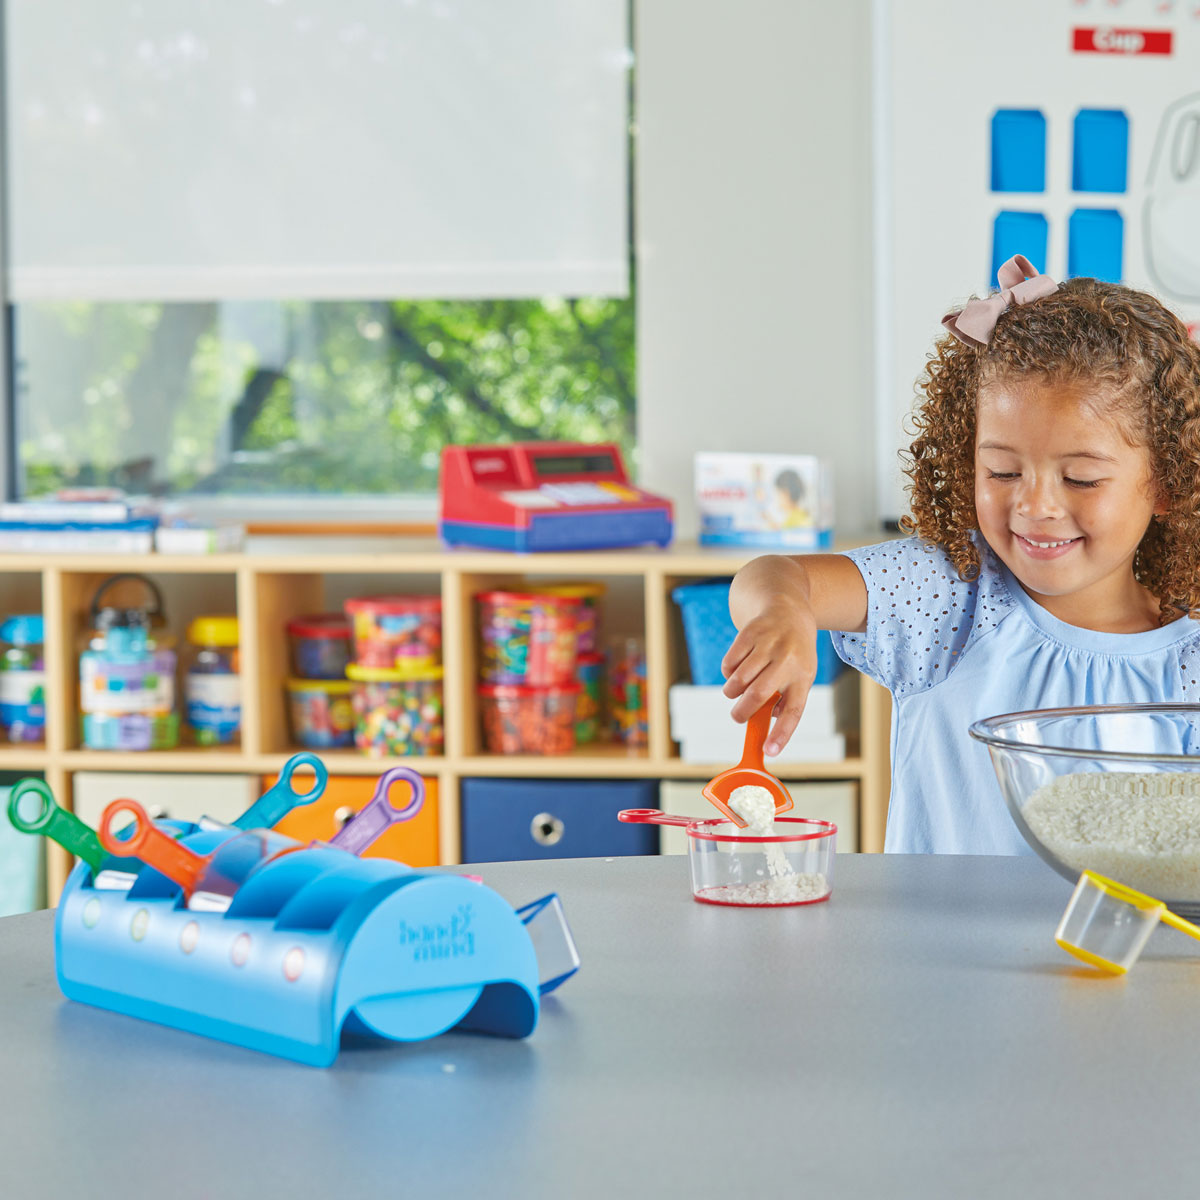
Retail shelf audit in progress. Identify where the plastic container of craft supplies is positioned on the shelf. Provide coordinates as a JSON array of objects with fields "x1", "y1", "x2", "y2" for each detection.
[
  {"x1": 0, "y1": 615, "x2": 45, "y2": 743},
  {"x1": 347, "y1": 662, "x2": 444, "y2": 756},
  {"x1": 286, "y1": 678, "x2": 355, "y2": 749},
  {"x1": 477, "y1": 591, "x2": 581, "y2": 685},
  {"x1": 345, "y1": 595, "x2": 442, "y2": 667},
  {"x1": 79, "y1": 574, "x2": 178, "y2": 751},
  {"x1": 184, "y1": 616, "x2": 241, "y2": 746},
  {"x1": 479, "y1": 683, "x2": 579, "y2": 755},
  {"x1": 286, "y1": 614, "x2": 353, "y2": 680}
]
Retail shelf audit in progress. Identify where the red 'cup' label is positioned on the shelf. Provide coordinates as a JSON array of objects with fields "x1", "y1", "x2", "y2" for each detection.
[{"x1": 1071, "y1": 27, "x2": 1173, "y2": 55}]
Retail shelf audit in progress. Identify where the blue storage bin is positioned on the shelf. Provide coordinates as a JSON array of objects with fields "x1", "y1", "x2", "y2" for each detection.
[
  {"x1": 0, "y1": 783, "x2": 44, "y2": 915},
  {"x1": 990, "y1": 109, "x2": 1046, "y2": 193},
  {"x1": 461, "y1": 778, "x2": 659, "y2": 862},
  {"x1": 671, "y1": 578, "x2": 841, "y2": 687}
]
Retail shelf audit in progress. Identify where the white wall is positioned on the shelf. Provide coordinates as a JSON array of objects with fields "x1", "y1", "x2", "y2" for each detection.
[{"x1": 635, "y1": 0, "x2": 879, "y2": 539}]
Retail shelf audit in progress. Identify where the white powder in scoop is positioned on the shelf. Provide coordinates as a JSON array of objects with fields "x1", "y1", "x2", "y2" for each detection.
[
  {"x1": 728, "y1": 784, "x2": 792, "y2": 879},
  {"x1": 1022, "y1": 772, "x2": 1200, "y2": 900},
  {"x1": 728, "y1": 784, "x2": 779, "y2": 836}
]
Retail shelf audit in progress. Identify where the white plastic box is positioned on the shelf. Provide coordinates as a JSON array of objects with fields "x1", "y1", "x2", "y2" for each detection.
[
  {"x1": 695, "y1": 452, "x2": 834, "y2": 548},
  {"x1": 668, "y1": 672, "x2": 856, "y2": 764},
  {"x1": 73, "y1": 772, "x2": 259, "y2": 831}
]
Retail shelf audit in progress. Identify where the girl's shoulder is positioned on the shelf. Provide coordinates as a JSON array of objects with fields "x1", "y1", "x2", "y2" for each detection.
[
  {"x1": 840, "y1": 534, "x2": 1010, "y2": 613},
  {"x1": 832, "y1": 534, "x2": 1014, "y2": 697}
]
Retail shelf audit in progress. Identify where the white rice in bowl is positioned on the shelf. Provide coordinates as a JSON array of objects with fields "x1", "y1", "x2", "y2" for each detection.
[{"x1": 1021, "y1": 771, "x2": 1200, "y2": 900}]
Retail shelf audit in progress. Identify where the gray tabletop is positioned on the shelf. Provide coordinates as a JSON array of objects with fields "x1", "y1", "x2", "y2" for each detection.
[{"x1": 2, "y1": 853, "x2": 1199, "y2": 1200}]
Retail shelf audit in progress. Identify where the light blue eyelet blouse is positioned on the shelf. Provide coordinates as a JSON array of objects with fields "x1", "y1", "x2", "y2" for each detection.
[{"x1": 828, "y1": 536, "x2": 1200, "y2": 854}]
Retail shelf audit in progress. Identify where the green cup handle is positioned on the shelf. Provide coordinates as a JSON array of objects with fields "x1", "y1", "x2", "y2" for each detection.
[{"x1": 8, "y1": 778, "x2": 107, "y2": 871}]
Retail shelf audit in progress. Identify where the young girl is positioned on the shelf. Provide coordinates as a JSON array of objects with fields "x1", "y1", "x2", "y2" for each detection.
[{"x1": 722, "y1": 255, "x2": 1200, "y2": 853}]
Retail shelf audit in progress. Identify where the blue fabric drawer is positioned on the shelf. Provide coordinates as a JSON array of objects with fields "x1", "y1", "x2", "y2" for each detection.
[{"x1": 461, "y1": 778, "x2": 659, "y2": 862}]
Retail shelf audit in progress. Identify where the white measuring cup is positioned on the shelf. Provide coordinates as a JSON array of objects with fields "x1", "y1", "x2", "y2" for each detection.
[{"x1": 1055, "y1": 869, "x2": 1200, "y2": 975}]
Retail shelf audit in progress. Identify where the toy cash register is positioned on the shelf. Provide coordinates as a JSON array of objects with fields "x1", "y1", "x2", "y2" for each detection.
[{"x1": 439, "y1": 442, "x2": 673, "y2": 552}]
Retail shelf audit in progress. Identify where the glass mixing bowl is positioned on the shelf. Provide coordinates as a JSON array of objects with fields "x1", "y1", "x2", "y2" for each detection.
[{"x1": 969, "y1": 704, "x2": 1200, "y2": 917}]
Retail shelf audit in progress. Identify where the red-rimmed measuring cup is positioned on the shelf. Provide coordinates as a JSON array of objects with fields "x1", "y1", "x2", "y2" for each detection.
[
  {"x1": 99, "y1": 798, "x2": 306, "y2": 911},
  {"x1": 618, "y1": 808, "x2": 837, "y2": 907}
]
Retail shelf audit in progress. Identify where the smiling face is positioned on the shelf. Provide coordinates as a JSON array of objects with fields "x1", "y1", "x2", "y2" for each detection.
[{"x1": 974, "y1": 378, "x2": 1165, "y2": 631}]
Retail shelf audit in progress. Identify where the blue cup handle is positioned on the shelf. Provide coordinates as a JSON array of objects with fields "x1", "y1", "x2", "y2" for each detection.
[{"x1": 233, "y1": 752, "x2": 328, "y2": 831}]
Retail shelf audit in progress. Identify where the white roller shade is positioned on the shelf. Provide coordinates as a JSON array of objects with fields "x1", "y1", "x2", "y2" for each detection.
[{"x1": 5, "y1": 0, "x2": 631, "y2": 301}]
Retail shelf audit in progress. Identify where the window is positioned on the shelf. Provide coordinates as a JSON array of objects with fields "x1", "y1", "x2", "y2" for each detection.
[
  {"x1": 6, "y1": 1, "x2": 634, "y2": 505},
  {"x1": 15, "y1": 295, "x2": 635, "y2": 499}
]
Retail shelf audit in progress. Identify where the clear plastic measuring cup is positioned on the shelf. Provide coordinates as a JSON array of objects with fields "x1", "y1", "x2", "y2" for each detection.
[
  {"x1": 618, "y1": 808, "x2": 837, "y2": 906},
  {"x1": 1056, "y1": 869, "x2": 1200, "y2": 974}
]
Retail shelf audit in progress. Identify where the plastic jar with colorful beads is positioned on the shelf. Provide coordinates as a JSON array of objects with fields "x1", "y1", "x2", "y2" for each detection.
[
  {"x1": 477, "y1": 590, "x2": 581, "y2": 685},
  {"x1": 344, "y1": 595, "x2": 443, "y2": 668},
  {"x1": 347, "y1": 661, "x2": 444, "y2": 757},
  {"x1": 286, "y1": 678, "x2": 355, "y2": 748},
  {"x1": 184, "y1": 616, "x2": 241, "y2": 746},
  {"x1": 540, "y1": 582, "x2": 606, "y2": 653}
]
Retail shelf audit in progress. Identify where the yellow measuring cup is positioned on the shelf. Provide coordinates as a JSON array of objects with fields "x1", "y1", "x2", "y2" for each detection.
[{"x1": 1055, "y1": 870, "x2": 1200, "y2": 975}]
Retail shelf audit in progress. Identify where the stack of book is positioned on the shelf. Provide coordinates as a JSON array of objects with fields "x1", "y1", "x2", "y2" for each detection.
[{"x1": 0, "y1": 493, "x2": 158, "y2": 553}]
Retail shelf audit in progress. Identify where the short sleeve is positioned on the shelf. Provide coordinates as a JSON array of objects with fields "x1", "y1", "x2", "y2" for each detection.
[{"x1": 827, "y1": 536, "x2": 1013, "y2": 699}]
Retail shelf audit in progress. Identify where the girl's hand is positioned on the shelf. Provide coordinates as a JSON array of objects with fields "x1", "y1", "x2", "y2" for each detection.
[
  {"x1": 720, "y1": 602, "x2": 819, "y2": 756},
  {"x1": 721, "y1": 552, "x2": 868, "y2": 756}
]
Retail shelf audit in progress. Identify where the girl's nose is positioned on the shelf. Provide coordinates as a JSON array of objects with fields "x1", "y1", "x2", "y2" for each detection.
[{"x1": 1015, "y1": 476, "x2": 1064, "y2": 519}]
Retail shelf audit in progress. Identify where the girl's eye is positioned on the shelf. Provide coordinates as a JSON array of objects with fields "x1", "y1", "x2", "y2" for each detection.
[
  {"x1": 1065, "y1": 477, "x2": 1102, "y2": 489},
  {"x1": 986, "y1": 471, "x2": 1019, "y2": 481}
]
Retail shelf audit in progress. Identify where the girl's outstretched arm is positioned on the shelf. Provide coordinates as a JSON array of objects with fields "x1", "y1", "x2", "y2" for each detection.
[{"x1": 722, "y1": 554, "x2": 868, "y2": 755}]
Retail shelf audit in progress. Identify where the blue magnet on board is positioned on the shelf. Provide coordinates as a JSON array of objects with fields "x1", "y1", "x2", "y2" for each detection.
[
  {"x1": 991, "y1": 109, "x2": 1047, "y2": 192},
  {"x1": 1072, "y1": 109, "x2": 1129, "y2": 193},
  {"x1": 1068, "y1": 209, "x2": 1124, "y2": 282},
  {"x1": 991, "y1": 211, "x2": 1049, "y2": 285}
]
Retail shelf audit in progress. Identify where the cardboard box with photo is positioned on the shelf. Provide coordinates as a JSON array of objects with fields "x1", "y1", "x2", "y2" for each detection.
[{"x1": 695, "y1": 453, "x2": 833, "y2": 548}]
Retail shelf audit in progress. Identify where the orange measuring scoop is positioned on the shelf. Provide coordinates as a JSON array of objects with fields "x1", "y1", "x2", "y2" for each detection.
[{"x1": 702, "y1": 693, "x2": 794, "y2": 827}]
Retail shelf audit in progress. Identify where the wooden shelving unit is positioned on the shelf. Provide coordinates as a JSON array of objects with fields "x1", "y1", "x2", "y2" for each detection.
[{"x1": 0, "y1": 539, "x2": 890, "y2": 900}]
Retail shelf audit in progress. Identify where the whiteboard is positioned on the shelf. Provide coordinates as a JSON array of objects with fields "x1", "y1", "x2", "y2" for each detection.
[{"x1": 873, "y1": 0, "x2": 1200, "y2": 521}]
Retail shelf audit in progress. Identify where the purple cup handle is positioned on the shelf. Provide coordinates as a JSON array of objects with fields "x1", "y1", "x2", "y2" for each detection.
[{"x1": 329, "y1": 766, "x2": 425, "y2": 856}]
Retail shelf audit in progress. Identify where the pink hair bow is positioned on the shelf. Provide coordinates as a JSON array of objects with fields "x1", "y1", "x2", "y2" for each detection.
[{"x1": 941, "y1": 254, "x2": 1059, "y2": 348}]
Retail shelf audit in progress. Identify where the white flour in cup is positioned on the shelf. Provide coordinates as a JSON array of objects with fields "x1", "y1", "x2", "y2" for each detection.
[{"x1": 710, "y1": 784, "x2": 829, "y2": 905}]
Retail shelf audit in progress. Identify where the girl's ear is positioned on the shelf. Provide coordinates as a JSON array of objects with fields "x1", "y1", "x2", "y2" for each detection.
[{"x1": 1152, "y1": 481, "x2": 1171, "y2": 517}]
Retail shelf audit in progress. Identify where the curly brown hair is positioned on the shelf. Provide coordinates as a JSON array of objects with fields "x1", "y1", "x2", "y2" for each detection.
[{"x1": 900, "y1": 277, "x2": 1200, "y2": 621}]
